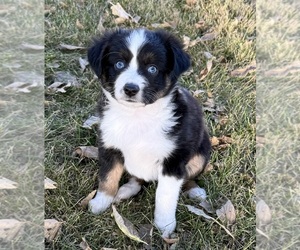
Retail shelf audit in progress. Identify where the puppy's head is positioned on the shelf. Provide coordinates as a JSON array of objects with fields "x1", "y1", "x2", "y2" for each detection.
[{"x1": 88, "y1": 29, "x2": 190, "y2": 106}]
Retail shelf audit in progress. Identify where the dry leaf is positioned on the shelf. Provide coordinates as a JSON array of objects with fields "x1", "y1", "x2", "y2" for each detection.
[
  {"x1": 185, "y1": 205, "x2": 235, "y2": 238},
  {"x1": 200, "y1": 32, "x2": 217, "y2": 41},
  {"x1": 216, "y1": 200, "x2": 236, "y2": 225},
  {"x1": 210, "y1": 136, "x2": 219, "y2": 146},
  {"x1": 44, "y1": 177, "x2": 57, "y2": 189},
  {"x1": 192, "y1": 89, "x2": 205, "y2": 97},
  {"x1": 79, "y1": 237, "x2": 92, "y2": 250},
  {"x1": 199, "y1": 59, "x2": 213, "y2": 80},
  {"x1": 256, "y1": 199, "x2": 272, "y2": 227},
  {"x1": 0, "y1": 177, "x2": 18, "y2": 189},
  {"x1": 76, "y1": 19, "x2": 84, "y2": 29},
  {"x1": 73, "y1": 146, "x2": 98, "y2": 159},
  {"x1": 101, "y1": 248, "x2": 118, "y2": 250},
  {"x1": 0, "y1": 219, "x2": 24, "y2": 241},
  {"x1": 47, "y1": 82, "x2": 71, "y2": 93},
  {"x1": 20, "y1": 42, "x2": 44, "y2": 51},
  {"x1": 219, "y1": 135, "x2": 233, "y2": 144},
  {"x1": 138, "y1": 224, "x2": 153, "y2": 247},
  {"x1": 264, "y1": 61, "x2": 300, "y2": 77},
  {"x1": 58, "y1": 43, "x2": 85, "y2": 50},
  {"x1": 151, "y1": 21, "x2": 173, "y2": 29},
  {"x1": 186, "y1": 0, "x2": 197, "y2": 6},
  {"x1": 79, "y1": 57, "x2": 89, "y2": 72},
  {"x1": 109, "y1": 2, "x2": 140, "y2": 24},
  {"x1": 256, "y1": 228, "x2": 270, "y2": 240},
  {"x1": 82, "y1": 116, "x2": 101, "y2": 129},
  {"x1": 195, "y1": 20, "x2": 205, "y2": 29},
  {"x1": 44, "y1": 219, "x2": 63, "y2": 241},
  {"x1": 199, "y1": 200, "x2": 215, "y2": 213},
  {"x1": 163, "y1": 236, "x2": 179, "y2": 244},
  {"x1": 231, "y1": 61, "x2": 256, "y2": 77},
  {"x1": 80, "y1": 190, "x2": 97, "y2": 208},
  {"x1": 203, "y1": 163, "x2": 214, "y2": 174},
  {"x1": 4, "y1": 81, "x2": 39, "y2": 93},
  {"x1": 112, "y1": 205, "x2": 148, "y2": 244},
  {"x1": 97, "y1": 16, "x2": 105, "y2": 33},
  {"x1": 54, "y1": 71, "x2": 80, "y2": 87},
  {"x1": 204, "y1": 98, "x2": 215, "y2": 109}
]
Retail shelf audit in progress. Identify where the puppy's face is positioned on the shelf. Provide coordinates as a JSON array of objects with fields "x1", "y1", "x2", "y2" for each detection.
[{"x1": 88, "y1": 29, "x2": 190, "y2": 106}]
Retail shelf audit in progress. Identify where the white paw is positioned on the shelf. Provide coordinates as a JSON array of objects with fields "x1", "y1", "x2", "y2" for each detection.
[
  {"x1": 113, "y1": 178, "x2": 142, "y2": 203},
  {"x1": 88, "y1": 191, "x2": 113, "y2": 214},
  {"x1": 185, "y1": 186, "x2": 207, "y2": 201},
  {"x1": 154, "y1": 215, "x2": 176, "y2": 238}
]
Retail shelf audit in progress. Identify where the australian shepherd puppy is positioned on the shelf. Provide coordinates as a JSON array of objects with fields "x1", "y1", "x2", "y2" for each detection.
[{"x1": 87, "y1": 28, "x2": 211, "y2": 238}]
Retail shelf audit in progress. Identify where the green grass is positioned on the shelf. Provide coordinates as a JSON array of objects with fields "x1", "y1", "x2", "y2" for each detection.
[{"x1": 45, "y1": 0, "x2": 255, "y2": 249}]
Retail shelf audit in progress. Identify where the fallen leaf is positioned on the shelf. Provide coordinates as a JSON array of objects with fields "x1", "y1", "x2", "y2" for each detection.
[
  {"x1": 79, "y1": 57, "x2": 89, "y2": 72},
  {"x1": 264, "y1": 61, "x2": 300, "y2": 77},
  {"x1": 47, "y1": 82, "x2": 71, "y2": 93},
  {"x1": 256, "y1": 199, "x2": 272, "y2": 227},
  {"x1": 20, "y1": 42, "x2": 44, "y2": 51},
  {"x1": 109, "y1": 2, "x2": 140, "y2": 24},
  {"x1": 44, "y1": 177, "x2": 57, "y2": 189},
  {"x1": 231, "y1": 61, "x2": 256, "y2": 77},
  {"x1": 199, "y1": 200, "x2": 215, "y2": 213},
  {"x1": 73, "y1": 146, "x2": 98, "y2": 159},
  {"x1": 192, "y1": 89, "x2": 205, "y2": 97},
  {"x1": 216, "y1": 200, "x2": 236, "y2": 225},
  {"x1": 210, "y1": 136, "x2": 219, "y2": 146},
  {"x1": 80, "y1": 190, "x2": 97, "y2": 209},
  {"x1": 0, "y1": 177, "x2": 18, "y2": 189},
  {"x1": 114, "y1": 17, "x2": 126, "y2": 24},
  {"x1": 185, "y1": 205, "x2": 235, "y2": 238},
  {"x1": 199, "y1": 59, "x2": 213, "y2": 80},
  {"x1": 186, "y1": 0, "x2": 197, "y2": 6},
  {"x1": 49, "y1": 71, "x2": 80, "y2": 90},
  {"x1": 0, "y1": 219, "x2": 25, "y2": 241},
  {"x1": 82, "y1": 115, "x2": 101, "y2": 129},
  {"x1": 138, "y1": 224, "x2": 153, "y2": 247},
  {"x1": 218, "y1": 135, "x2": 233, "y2": 144},
  {"x1": 97, "y1": 16, "x2": 105, "y2": 33},
  {"x1": 203, "y1": 98, "x2": 215, "y2": 109},
  {"x1": 195, "y1": 20, "x2": 205, "y2": 29},
  {"x1": 112, "y1": 205, "x2": 148, "y2": 244},
  {"x1": 163, "y1": 236, "x2": 179, "y2": 244},
  {"x1": 151, "y1": 21, "x2": 174, "y2": 29},
  {"x1": 256, "y1": 228, "x2": 270, "y2": 240},
  {"x1": 76, "y1": 19, "x2": 84, "y2": 29},
  {"x1": 79, "y1": 237, "x2": 92, "y2": 250},
  {"x1": 101, "y1": 248, "x2": 118, "y2": 250},
  {"x1": 200, "y1": 32, "x2": 217, "y2": 41},
  {"x1": 203, "y1": 163, "x2": 214, "y2": 174},
  {"x1": 44, "y1": 219, "x2": 63, "y2": 241},
  {"x1": 4, "y1": 81, "x2": 39, "y2": 93},
  {"x1": 58, "y1": 43, "x2": 86, "y2": 50}
]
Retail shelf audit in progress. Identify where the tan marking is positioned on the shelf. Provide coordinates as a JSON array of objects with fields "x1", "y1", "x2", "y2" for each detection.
[
  {"x1": 185, "y1": 154, "x2": 206, "y2": 179},
  {"x1": 98, "y1": 162, "x2": 124, "y2": 196}
]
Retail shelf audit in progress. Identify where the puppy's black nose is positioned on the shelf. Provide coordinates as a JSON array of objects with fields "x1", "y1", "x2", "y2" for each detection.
[{"x1": 123, "y1": 83, "x2": 140, "y2": 97}]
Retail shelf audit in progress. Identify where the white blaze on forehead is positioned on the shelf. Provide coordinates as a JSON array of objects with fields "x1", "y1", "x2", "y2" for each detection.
[{"x1": 126, "y1": 29, "x2": 146, "y2": 68}]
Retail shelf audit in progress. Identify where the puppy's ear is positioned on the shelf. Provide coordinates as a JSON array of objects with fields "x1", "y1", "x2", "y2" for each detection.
[
  {"x1": 158, "y1": 31, "x2": 191, "y2": 82},
  {"x1": 87, "y1": 33, "x2": 111, "y2": 78}
]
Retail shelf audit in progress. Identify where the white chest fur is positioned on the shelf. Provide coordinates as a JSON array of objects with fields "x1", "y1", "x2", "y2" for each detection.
[{"x1": 100, "y1": 92, "x2": 177, "y2": 181}]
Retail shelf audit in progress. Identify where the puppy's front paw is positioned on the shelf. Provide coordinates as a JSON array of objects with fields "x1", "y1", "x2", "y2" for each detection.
[
  {"x1": 88, "y1": 191, "x2": 114, "y2": 214},
  {"x1": 154, "y1": 215, "x2": 176, "y2": 238}
]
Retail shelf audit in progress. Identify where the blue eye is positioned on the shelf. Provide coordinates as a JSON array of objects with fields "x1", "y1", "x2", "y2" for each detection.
[
  {"x1": 147, "y1": 65, "x2": 158, "y2": 75},
  {"x1": 115, "y1": 61, "x2": 125, "y2": 70}
]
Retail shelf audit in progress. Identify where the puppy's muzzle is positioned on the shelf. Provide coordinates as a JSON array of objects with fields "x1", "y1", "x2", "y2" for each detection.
[{"x1": 123, "y1": 83, "x2": 140, "y2": 97}]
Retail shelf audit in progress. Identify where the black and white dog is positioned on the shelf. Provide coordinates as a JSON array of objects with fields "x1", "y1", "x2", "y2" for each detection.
[{"x1": 87, "y1": 28, "x2": 211, "y2": 237}]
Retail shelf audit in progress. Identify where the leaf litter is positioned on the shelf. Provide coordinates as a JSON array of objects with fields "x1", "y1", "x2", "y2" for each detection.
[
  {"x1": 0, "y1": 219, "x2": 25, "y2": 241},
  {"x1": 185, "y1": 205, "x2": 235, "y2": 239},
  {"x1": 112, "y1": 205, "x2": 148, "y2": 245},
  {"x1": 44, "y1": 177, "x2": 57, "y2": 190},
  {"x1": 256, "y1": 199, "x2": 272, "y2": 227},
  {"x1": 216, "y1": 200, "x2": 236, "y2": 225},
  {"x1": 109, "y1": 2, "x2": 140, "y2": 24},
  {"x1": 0, "y1": 177, "x2": 18, "y2": 189},
  {"x1": 44, "y1": 219, "x2": 63, "y2": 241},
  {"x1": 82, "y1": 115, "x2": 101, "y2": 129},
  {"x1": 230, "y1": 61, "x2": 256, "y2": 77},
  {"x1": 73, "y1": 146, "x2": 98, "y2": 160}
]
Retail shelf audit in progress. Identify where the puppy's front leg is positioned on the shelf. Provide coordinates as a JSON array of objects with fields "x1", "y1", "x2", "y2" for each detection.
[
  {"x1": 89, "y1": 148, "x2": 124, "y2": 214},
  {"x1": 154, "y1": 170, "x2": 183, "y2": 238}
]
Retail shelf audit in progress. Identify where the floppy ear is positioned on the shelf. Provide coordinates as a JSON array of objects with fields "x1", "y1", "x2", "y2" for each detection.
[
  {"x1": 87, "y1": 32, "x2": 112, "y2": 78},
  {"x1": 158, "y1": 31, "x2": 191, "y2": 82}
]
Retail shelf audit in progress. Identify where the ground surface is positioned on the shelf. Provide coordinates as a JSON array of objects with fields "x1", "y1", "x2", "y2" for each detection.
[{"x1": 45, "y1": 0, "x2": 256, "y2": 249}]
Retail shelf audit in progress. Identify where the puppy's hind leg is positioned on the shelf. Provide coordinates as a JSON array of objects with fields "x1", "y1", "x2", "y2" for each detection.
[{"x1": 113, "y1": 177, "x2": 144, "y2": 203}]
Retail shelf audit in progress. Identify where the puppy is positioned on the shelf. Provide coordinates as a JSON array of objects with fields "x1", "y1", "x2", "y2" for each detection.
[{"x1": 87, "y1": 28, "x2": 211, "y2": 237}]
